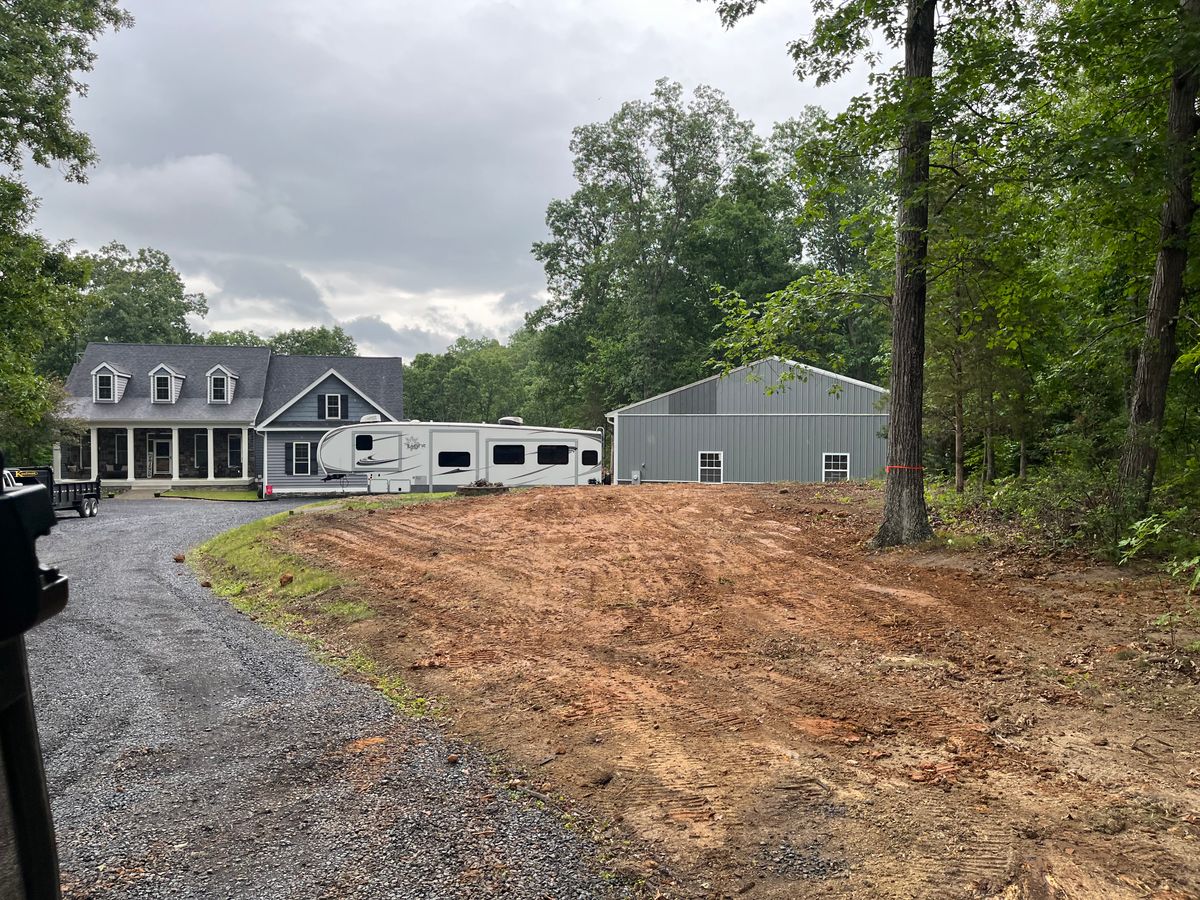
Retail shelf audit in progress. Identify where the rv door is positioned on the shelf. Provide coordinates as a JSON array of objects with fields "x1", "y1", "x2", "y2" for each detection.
[{"x1": 429, "y1": 430, "x2": 477, "y2": 488}]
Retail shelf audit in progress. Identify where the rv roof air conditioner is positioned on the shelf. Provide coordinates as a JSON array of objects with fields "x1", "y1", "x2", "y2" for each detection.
[
  {"x1": 497, "y1": 416, "x2": 524, "y2": 426},
  {"x1": 359, "y1": 414, "x2": 382, "y2": 423}
]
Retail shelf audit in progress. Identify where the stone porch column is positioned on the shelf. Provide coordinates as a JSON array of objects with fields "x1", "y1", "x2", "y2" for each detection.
[
  {"x1": 171, "y1": 427, "x2": 179, "y2": 481},
  {"x1": 88, "y1": 427, "x2": 98, "y2": 481},
  {"x1": 207, "y1": 428, "x2": 215, "y2": 480}
]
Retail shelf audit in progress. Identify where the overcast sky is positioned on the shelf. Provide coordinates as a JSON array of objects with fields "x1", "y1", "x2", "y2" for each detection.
[{"x1": 26, "y1": 0, "x2": 866, "y2": 359}]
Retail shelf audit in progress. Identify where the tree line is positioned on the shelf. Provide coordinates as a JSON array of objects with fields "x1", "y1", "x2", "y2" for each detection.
[
  {"x1": 2, "y1": 0, "x2": 1197, "y2": 558},
  {"x1": 411, "y1": 0, "x2": 1199, "y2": 555}
]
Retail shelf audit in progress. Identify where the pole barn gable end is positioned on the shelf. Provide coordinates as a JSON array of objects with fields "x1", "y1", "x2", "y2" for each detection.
[{"x1": 610, "y1": 359, "x2": 888, "y2": 485}]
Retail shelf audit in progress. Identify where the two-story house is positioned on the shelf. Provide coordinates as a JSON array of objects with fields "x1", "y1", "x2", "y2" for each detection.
[{"x1": 59, "y1": 343, "x2": 404, "y2": 494}]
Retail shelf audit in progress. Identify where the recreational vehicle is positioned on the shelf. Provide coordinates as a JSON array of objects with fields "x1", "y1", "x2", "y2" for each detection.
[{"x1": 316, "y1": 418, "x2": 604, "y2": 492}]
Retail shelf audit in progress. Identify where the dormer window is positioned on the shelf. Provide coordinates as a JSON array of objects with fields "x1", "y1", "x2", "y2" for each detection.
[
  {"x1": 206, "y1": 364, "x2": 237, "y2": 404},
  {"x1": 91, "y1": 362, "x2": 129, "y2": 403},
  {"x1": 149, "y1": 364, "x2": 183, "y2": 404}
]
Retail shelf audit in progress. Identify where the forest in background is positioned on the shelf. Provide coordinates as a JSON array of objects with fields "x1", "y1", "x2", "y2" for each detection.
[
  {"x1": 408, "y1": 1, "x2": 1200, "y2": 573},
  {"x1": 1, "y1": 1, "x2": 1198, "y2": 572}
]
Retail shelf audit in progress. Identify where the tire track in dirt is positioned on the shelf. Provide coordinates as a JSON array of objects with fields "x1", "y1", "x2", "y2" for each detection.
[{"x1": 279, "y1": 484, "x2": 1200, "y2": 899}]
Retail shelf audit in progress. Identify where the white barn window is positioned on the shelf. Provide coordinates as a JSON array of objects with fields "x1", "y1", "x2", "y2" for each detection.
[
  {"x1": 823, "y1": 452, "x2": 850, "y2": 482},
  {"x1": 698, "y1": 451, "x2": 723, "y2": 484}
]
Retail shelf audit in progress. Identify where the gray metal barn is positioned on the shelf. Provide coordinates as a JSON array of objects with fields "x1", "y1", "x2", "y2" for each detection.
[{"x1": 608, "y1": 357, "x2": 888, "y2": 485}]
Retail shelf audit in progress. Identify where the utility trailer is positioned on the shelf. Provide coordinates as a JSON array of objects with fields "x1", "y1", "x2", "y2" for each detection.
[
  {"x1": 317, "y1": 418, "x2": 604, "y2": 493},
  {"x1": 3, "y1": 466, "x2": 101, "y2": 517}
]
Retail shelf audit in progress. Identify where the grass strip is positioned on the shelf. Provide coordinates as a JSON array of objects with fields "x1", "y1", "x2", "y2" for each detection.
[
  {"x1": 161, "y1": 488, "x2": 262, "y2": 502},
  {"x1": 191, "y1": 495, "x2": 453, "y2": 717}
]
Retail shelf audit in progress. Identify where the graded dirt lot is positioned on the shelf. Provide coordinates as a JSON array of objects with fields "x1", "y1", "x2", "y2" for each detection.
[{"x1": 270, "y1": 484, "x2": 1199, "y2": 898}]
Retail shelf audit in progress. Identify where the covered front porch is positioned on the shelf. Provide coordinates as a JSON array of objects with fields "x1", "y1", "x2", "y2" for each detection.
[{"x1": 57, "y1": 425, "x2": 254, "y2": 485}]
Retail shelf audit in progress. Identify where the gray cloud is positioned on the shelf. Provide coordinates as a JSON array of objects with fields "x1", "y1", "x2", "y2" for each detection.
[
  {"x1": 343, "y1": 315, "x2": 456, "y2": 360},
  {"x1": 25, "y1": 0, "x2": 866, "y2": 352}
]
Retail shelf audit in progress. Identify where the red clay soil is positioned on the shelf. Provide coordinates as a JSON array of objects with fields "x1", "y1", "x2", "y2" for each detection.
[{"x1": 276, "y1": 483, "x2": 1200, "y2": 899}]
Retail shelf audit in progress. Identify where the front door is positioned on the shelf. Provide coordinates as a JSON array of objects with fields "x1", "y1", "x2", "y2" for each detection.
[{"x1": 153, "y1": 439, "x2": 171, "y2": 476}]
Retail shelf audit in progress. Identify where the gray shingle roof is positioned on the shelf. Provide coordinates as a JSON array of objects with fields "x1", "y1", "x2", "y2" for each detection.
[
  {"x1": 66, "y1": 343, "x2": 272, "y2": 423},
  {"x1": 257, "y1": 355, "x2": 404, "y2": 425}
]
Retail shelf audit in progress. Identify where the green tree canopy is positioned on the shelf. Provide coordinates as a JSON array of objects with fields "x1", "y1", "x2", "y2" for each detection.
[
  {"x1": 202, "y1": 329, "x2": 268, "y2": 347},
  {"x1": 268, "y1": 325, "x2": 357, "y2": 356},
  {"x1": 0, "y1": 0, "x2": 132, "y2": 179}
]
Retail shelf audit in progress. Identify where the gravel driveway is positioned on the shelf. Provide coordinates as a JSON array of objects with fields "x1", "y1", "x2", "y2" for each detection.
[{"x1": 28, "y1": 499, "x2": 629, "y2": 899}]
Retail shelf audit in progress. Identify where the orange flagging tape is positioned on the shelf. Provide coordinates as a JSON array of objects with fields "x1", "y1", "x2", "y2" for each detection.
[{"x1": 885, "y1": 465, "x2": 925, "y2": 472}]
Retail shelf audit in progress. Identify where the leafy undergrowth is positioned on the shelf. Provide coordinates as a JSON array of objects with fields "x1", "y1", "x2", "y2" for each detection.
[{"x1": 191, "y1": 494, "x2": 452, "y2": 717}]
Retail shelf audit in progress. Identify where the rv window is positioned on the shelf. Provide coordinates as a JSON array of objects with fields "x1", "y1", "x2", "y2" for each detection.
[
  {"x1": 582, "y1": 450, "x2": 599, "y2": 466},
  {"x1": 355, "y1": 434, "x2": 373, "y2": 451},
  {"x1": 492, "y1": 444, "x2": 525, "y2": 465},
  {"x1": 537, "y1": 445, "x2": 570, "y2": 465},
  {"x1": 438, "y1": 451, "x2": 471, "y2": 468}
]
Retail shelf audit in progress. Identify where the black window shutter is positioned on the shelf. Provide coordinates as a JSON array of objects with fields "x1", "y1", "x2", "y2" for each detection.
[
  {"x1": 284, "y1": 443, "x2": 294, "y2": 475},
  {"x1": 310, "y1": 443, "x2": 317, "y2": 472},
  {"x1": 341, "y1": 394, "x2": 349, "y2": 420},
  {"x1": 317, "y1": 394, "x2": 326, "y2": 420}
]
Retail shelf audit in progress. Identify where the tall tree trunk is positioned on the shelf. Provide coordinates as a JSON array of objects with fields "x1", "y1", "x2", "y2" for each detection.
[
  {"x1": 873, "y1": 0, "x2": 936, "y2": 548},
  {"x1": 1117, "y1": 0, "x2": 1200, "y2": 515},
  {"x1": 984, "y1": 384, "x2": 996, "y2": 485},
  {"x1": 953, "y1": 347, "x2": 965, "y2": 494}
]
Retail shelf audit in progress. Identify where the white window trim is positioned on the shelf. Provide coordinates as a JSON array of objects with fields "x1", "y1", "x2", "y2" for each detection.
[
  {"x1": 209, "y1": 374, "x2": 228, "y2": 403},
  {"x1": 293, "y1": 441, "x2": 311, "y2": 476},
  {"x1": 822, "y1": 452, "x2": 851, "y2": 482},
  {"x1": 153, "y1": 374, "x2": 173, "y2": 403},
  {"x1": 94, "y1": 372, "x2": 114, "y2": 402},
  {"x1": 698, "y1": 450, "x2": 724, "y2": 484},
  {"x1": 324, "y1": 393, "x2": 342, "y2": 420}
]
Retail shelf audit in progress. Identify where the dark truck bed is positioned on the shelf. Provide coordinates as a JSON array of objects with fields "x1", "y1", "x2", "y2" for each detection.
[{"x1": 4, "y1": 467, "x2": 101, "y2": 518}]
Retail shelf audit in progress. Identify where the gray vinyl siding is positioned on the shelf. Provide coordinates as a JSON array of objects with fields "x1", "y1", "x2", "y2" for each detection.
[
  {"x1": 616, "y1": 415, "x2": 887, "y2": 484},
  {"x1": 613, "y1": 359, "x2": 888, "y2": 485},
  {"x1": 263, "y1": 429, "x2": 369, "y2": 493},
  {"x1": 271, "y1": 374, "x2": 385, "y2": 427},
  {"x1": 252, "y1": 432, "x2": 264, "y2": 480}
]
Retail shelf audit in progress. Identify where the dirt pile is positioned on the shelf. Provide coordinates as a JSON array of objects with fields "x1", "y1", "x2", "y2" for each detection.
[{"x1": 281, "y1": 483, "x2": 1200, "y2": 899}]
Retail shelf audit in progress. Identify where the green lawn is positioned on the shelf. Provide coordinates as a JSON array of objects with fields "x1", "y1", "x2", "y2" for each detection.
[{"x1": 161, "y1": 487, "x2": 262, "y2": 501}]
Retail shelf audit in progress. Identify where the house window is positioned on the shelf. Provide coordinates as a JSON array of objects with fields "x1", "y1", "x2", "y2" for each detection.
[
  {"x1": 438, "y1": 451, "x2": 471, "y2": 468},
  {"x1": 210, "y1": 375, "x2": 227, "y2": 403},
  {"x1": 154, "y1": 374, "x2": 171, "y2": 402},
  {"x1": 293, "y1": 442, "x2": 310, "y2": 476},
  {"x1": 823, "y1": 452, "x2": 850, "y2": 482},
  {"x1": 95, "y1": 373, "x2": 113, "y2": 401},
  {"x1": 355, "y1": 434, "x2": 374, "y2": 451},
  {"x1": 324, "y1": 394, "x2": 342, "y2": 420},
  {"x1": 492, "y1": 444, "x2": 525, "y2": 465},
  {"x1": 698, "y1": 451, "x2": 723, "y2": 484},
  {"x1": 537, "y1": 445, "x2": 570, "y2": 466},
  {"x1": 582, "y1": 450, "x2": 599, "y2": 466},
  {"x1": 228, "y1": 433, "x2": 243, "y2": 467},
  {"x1": 195, "y1": 434, "x2": 208, "y2": 469}
]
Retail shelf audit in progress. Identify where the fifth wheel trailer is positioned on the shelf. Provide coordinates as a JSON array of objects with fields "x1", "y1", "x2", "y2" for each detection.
[{"x1": 317, "y1": 420, "x2": 604, "y2": 492}]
